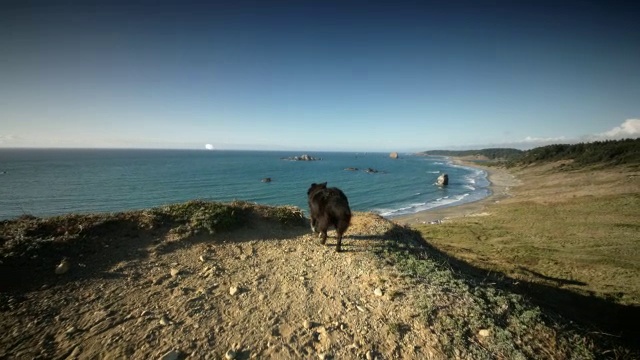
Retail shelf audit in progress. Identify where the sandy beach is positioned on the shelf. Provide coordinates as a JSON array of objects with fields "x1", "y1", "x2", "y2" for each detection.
[{"x1": 394, "y1": 158, "x2": 521, "y2": 225}]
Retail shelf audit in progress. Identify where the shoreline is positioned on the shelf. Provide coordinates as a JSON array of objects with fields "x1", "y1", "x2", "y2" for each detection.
[{"x1": 393, "y1": 157, "x2": 520, "y2": 225}]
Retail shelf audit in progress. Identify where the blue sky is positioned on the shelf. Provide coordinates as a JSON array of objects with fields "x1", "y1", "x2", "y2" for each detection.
[{"x1": 1, "y1": 0, "x2": 639, "y2": 151}]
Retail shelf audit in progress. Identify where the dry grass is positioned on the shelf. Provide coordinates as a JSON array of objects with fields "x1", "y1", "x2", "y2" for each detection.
[
  {"x1": 407, "y1": 162, "x2": 640, "y2": 355},
  {"x1": 417, "y1": 193, "x2": 640, "y2": 305}
]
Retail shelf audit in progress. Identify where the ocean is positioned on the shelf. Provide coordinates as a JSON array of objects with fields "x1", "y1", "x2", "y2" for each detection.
[{"x1": 0, "y1": 149, "x2": 490, "y2": 221}]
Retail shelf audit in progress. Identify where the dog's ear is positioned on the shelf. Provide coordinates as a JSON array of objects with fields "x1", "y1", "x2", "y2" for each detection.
[
  {"x1": 311, "y1": 183, "x2": 317, "y2": 187},
  {"x1": 320, "y1": 182, "x2": 327, "y2": 188}
]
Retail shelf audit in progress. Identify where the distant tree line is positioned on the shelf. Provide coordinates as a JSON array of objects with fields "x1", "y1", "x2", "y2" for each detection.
[
  {"x1": 420, "y1": 138, "x2": 640, "y2": 168},
  {"x1": 508, "y1": 138, "x2": 640, "y2": 167}
]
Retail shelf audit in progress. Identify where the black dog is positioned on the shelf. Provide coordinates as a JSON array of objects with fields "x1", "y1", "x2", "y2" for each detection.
[{"x1": 307, "y1": 182, "x2": 352, "y2": 252}]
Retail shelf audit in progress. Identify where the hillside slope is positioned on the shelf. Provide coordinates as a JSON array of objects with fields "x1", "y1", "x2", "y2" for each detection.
[{"x1": 0, "y1": 202, "x2": 614, "y2": 359}]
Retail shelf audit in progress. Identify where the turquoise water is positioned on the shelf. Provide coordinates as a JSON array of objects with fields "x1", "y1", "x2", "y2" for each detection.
[{"x1": 0, "y1": 149, "x2": 490, "y2": 220}]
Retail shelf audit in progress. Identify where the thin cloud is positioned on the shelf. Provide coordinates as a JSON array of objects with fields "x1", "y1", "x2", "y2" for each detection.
[
  {"x1": 487, "y1": 135, "x2": 570, "y2": 150},
  {"x1": 0, "y1": 135, "x2": 19, "y2": 144},
  {"x1": 521, "y1": 136, "x2": 568, "y2": 143}
]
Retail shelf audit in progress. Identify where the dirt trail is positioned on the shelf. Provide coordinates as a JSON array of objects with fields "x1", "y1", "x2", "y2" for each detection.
[{"x1": 1, "y1": 214, "x2": 439, "y2": 359}]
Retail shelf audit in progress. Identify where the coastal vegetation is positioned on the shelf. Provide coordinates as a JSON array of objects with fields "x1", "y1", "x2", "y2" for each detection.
[
  {"x1": 0, "y1": 200, "x2": 306, "y2": 291},
  {"x1": 373, "y1": 224, "x2": 596, "y2": 359},
  {"x1": 508, "y1": 138, "x2": 640, "y2": 168},
  {"x1": 422, "y1": 138, "x2": 640, "y2": 168},
  {"x1": 412, "y1": 139, "x2": 640, "y2": 357}
]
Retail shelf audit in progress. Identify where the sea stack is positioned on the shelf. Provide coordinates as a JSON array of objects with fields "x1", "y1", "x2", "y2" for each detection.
[
  {"x1": 437, "y1": 173, "x2": 449, "y2": 186},
  {"x1": 389, "y1": 152, "x2": 399, "y2": 159}
]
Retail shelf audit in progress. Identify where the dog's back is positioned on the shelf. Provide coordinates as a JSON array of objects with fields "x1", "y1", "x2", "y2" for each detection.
[
  {"x1": 307, "y1": 182, "x2": 351, "y2": 252},
  {"x1": 323, "y1": 187, "x2": 351, "y2": 232}
]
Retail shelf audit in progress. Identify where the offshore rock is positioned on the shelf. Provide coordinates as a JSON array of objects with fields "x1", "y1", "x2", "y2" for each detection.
[
  {"x1": 436, "y1": 173, "x2": 449, "y2": 186},
  {"x1": 282, "y1": 154, "x2": 321, "y2": 161}
]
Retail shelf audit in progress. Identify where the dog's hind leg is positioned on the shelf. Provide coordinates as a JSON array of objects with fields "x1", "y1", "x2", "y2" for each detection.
[
  {"x1": 320, "y1": 230, "x2": 328, "y2": 245},
  {"x1": 334, "y1": 216, "x2": 350, "y2": 252}
]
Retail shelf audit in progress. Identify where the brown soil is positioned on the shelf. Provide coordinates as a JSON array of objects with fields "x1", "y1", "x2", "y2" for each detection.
[{"x1": 0, "y1": 213, "x2": 438, "y2": 360}]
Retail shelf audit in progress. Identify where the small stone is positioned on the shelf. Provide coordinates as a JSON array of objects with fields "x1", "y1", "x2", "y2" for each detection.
[
  {"x1": 160, "y1": 349, "x2": 181, "y2": 360},
  {"x1": 199, "y1": 255, "x2": 207, "y2": 262},
  {"x1": 366, "y1": 350, "x2": 374, "y2": 360},
  {"x1": 356, "y1": 305, "x2": 366, "y2": 312},
  {"x1": 373, "y1": 288, "x2": 383, "y2": 297},
  {"x1": 303, "y1": 320, "x2": 311, "y2": 329},
  {"x1": 55, "y1": 258, "x2": 70, "y2": 275},
  {"x1": 159, "y1": 315, "x2": 171, "y2": 326},
  {"x1": 225, "y1": 349, "x2": 237, "y2": 359},
  {"x1": 170, "y1": 268, "x2": 180, "y2": 277},
  {"x1": 478, "y1": 329, "x2": 490, "y2": 337},
  {"x1": 65, "y1": 326, "x2": 77, "y2": 335},
  {"x1": 229, "y1": 286, "x2": 239, "y2": 296}
]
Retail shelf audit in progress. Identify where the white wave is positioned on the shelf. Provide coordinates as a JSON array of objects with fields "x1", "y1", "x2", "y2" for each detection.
[
  {"x1": 375, "y1": 193, "x2": 472, "y2": 218},
  {"x1": 376, "y1": 202, "x2": 427, "y2": 217}
]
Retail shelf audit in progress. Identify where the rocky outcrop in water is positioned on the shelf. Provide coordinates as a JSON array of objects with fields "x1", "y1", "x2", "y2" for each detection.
[
  {"x1": 437, "y1": 173, "x2": 449, "y2": 186},
  {"x1": 282, "y1": 154, "x2": 321, "y2": 161}
]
